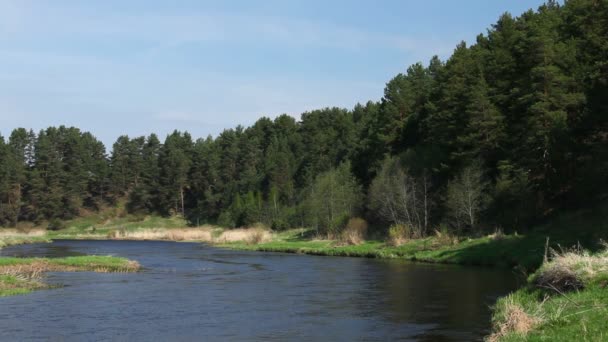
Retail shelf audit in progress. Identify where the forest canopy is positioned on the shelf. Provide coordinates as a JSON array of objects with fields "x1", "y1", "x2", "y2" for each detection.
[{"x1": 0, "y1": 0, "x2": 606, "y2": 235}]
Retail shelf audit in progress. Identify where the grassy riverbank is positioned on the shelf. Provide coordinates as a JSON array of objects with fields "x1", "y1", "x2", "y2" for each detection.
[
  {"x1": 0, "y1": 226, "x2": 141, "y2": 297},
  {"x1": 0, "y1": 230, "x2": 51, "y2": 248},
  {"x1": 488, "y1": 247, "x2": 608, "y2": 341},
  {"x1": 1, "y1": 203, "x2": 606, "y2": 339},
  {"x1": 219, "y1": 202, "x2": 608, "y2": 271},
  {"x1": 0, "y1": 255, "x2": 140, "y2": 297},
  {"x1": 4, "y1": 201, "x2": 606, "y2": 272}
]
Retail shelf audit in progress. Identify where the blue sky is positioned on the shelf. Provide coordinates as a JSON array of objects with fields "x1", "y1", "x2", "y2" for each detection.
[{"x1": 0, "y1": 0, "x2": 544, "y2": 147}]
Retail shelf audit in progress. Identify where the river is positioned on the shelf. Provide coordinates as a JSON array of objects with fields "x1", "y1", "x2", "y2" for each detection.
[{"x1": 0, "y1": 240, "x2": 518, "y2": 341}]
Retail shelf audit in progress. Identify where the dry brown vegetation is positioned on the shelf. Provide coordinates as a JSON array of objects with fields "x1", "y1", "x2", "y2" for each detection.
[
  {"x1": 487, "y1": 228, "x2": 506, "y2": 242},
  {"x1": 0, "y1": 256, "x2": 141, "y2": 296},
  {"x1": 432, "y1": 227, "x2": 459, "y2": 247},
  {"x1": 107, "y1": 227, "x2": 215, "y2": 242},
  {"x1": 0, "y1": 229, "x2": 46, "y2": 238},
  {"x1": 387, "y1": 224, "x2": 411, "y2": 246},
  {"x1": 533, "y1": 245, "x2": 608, "y2": 293},
  {"x1": 215, "y1": 228, "x2": 272, "y2": 245},
  {"x1": 0, "y1": 260, "x2": 133, "y2": 275},
  {"x1": 339, "y1": 218, "x2": 368, "y2": 245},
  {"x1": 488, "y1": 300, "x2": 542, "y2": 342},
  {"x1": 105, "y1": 226, "x2": 273, "y2": 245},
  {"x1": 0, "y1": 229, "x2": 50, "y2": 248},
  {"x1": 489, "y1": 244, "x2": 608, "y2": 341}
]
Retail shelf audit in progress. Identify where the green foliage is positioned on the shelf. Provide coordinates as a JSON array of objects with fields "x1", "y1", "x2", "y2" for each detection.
[
  {"x1": 0, "y1": 1, "x2": 606, "y2": 238},
  {"x1": 303, "y1": 162, "x2": 362, "y2": 236},
  {"x1": 217, "y1": 211, "x2": 236, "y2": 229},
  {"x1": 47, "y1": 218, "x2": 66, "y2": 231},
  {"x1": 271, "y1": 219, "x2": 289, "y2": 231}
]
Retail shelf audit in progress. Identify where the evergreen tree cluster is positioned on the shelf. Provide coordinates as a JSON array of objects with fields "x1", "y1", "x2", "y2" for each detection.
[{"x1": 0, "y1": 0, "x2": 606, "y2": 233}]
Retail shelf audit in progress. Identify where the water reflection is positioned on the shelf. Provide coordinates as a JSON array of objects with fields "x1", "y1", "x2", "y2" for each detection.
[
  {"x1": 0, "y1": 240, "x2": 517, "y2": 341},
  {"x1": 372, "y1": 260, "x2": 518, "y2": 338}
]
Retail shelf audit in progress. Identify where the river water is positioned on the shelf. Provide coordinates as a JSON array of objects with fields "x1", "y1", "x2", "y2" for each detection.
[{"x1": 0, "y1": 240, "x2": 517, "y2": 341}]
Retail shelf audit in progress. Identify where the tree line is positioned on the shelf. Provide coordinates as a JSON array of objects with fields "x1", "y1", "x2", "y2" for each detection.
[{"x1": 0, "y1": 0, "x2": 606, "y2": 236}]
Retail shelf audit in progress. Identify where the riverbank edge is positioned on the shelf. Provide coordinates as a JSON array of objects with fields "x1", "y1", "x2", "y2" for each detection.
[
  {"x1": 0, "y1": 237, "x2": 141, "y2": 297},
  {"x1": 213, "y1": 239, "x2": 608, "y2": 341},
  {"x1": 3, "y1": 207, "x2": 607, "y2": 342}
]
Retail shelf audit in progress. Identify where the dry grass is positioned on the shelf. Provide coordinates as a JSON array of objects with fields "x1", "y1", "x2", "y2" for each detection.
[
  {"x1": 215, "y1": 228, "x2": 272, "y2": 245},
  {"x1": 433, "y1": 227, "x2": 459, "y2": 247},
  {"x1": 387, "y1": 224, "x2": 411, "y2": 246},
  {"x1": 0, "y1": 261, "x2": 48, "y2": 279},
  {"x1": 339, "y1": 218, "x2": 368, "y2": 245},
  {"x1": 0, "y1": 229, "x2": 50, "y2": 248},
  {"x1": 488, "y1": 300, "x2": 543, "y2": 342},
  {"x1": 107, "y1": 227, "x2": 215, "y2": 242},
  {"x1": 487, "y1": 228, "x2": 506, "y2": 241},
  {"x1": 0, "y1": 256, "x2": 140, "y2": 296},
  {"x1": 533, "y1": 245, "x2": 608, "y2": 293},
  {"x1": 106, "y1": 226, "x2": 273, "y2": 244},
  {"x1": 0, "y1": 229, "x2": 46, "y2": 238}
]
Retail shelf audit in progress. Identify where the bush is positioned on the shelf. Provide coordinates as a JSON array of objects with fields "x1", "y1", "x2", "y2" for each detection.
[
  {"x1": 340, "y1": 217, "x2": 368, "y2": 245},
  {"x1": 328, "y1": 214, "x2": 350, "y2": 238},
  {"x1": 127, "y1": 214, "x2": 146, "y2": 223},
  {"x1": 47, "y1": 218, "x2": 66, "y2": 231},
  {"x1": 217, "y1": 211, "x2": 236, "y2": 228},
  {"x1": 271, "y1": 219, "x2": 289, "y2": 231},
  {"x1": 433, "y1": 225, "x2": 459, "y2": 246},
  {"x1": 531, "y1": 245, "x2": 608, "y2": 293},
  {"x1": 388, "y1": 224, "x2": 411, "y2": 246},
  {"x1": 246, "y1": 229, "x2": 267, "y2": 245}
]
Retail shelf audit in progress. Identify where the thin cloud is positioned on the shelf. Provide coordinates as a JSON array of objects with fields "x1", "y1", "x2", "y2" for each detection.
[{"x1": 0, "y1": 2, "x2": 453, "y2": 59}]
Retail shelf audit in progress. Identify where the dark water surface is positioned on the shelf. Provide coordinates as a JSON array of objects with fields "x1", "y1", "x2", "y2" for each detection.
[{"x1": 0, "y1": 240, "x2": 518, "y2": 341}]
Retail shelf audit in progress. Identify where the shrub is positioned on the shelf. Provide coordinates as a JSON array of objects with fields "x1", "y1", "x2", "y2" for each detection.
[
  {"x1": 388, "y1": 224, "x2": 411, "y2": 246},
  {"x1": 216, "y1": 228, "x2": 271, "y2": 244},
  {"x1": 328, "y1": 214, "x2": 350, "y2": 238},
  {"x1": 47, "y1": 219, "x2": 65, "y2": 231},
  {"x1": 271, "y1": 219, "x2": 289, "y2": 231},
  {"x1": 246, "y1": 229, "x2": 267, "y2": 245},
  {"x1": 127, "y1": 214, "x2": 146, "y2": 223},
  {"x1": 106, "y1": 229, "x2": 125, "y2": 239},
  {"x1": 340, "y1": 218, "x2": 368, "y2": 245},
  {"x1": 433, "y1": 225, "x2": 459, "y2": 246},
  {"x1": 217, "y1": 211, "x2": 236, "y2": 228},
  {"x1": 487, "y1": 227, "x2": 506, "y2": 241},
  {"x1": 532, "y1": 245, "x2": 608, "y2": 293},
  {"x1": 488, "y1": 296, "x2": 542, "y2": 342}
]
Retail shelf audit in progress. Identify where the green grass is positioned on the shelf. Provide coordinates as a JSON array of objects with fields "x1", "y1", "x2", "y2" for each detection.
[
  {"x1": 50, "y1": 255, "x2": 140, "y2": 271},
  {"x1": 0, "y1": 255, "x2": 140, "y2": 271},
  {"x1": 220, "y1": 202, "x2": 608, "y2": 271},
  {"x1": 0, "y1": 235, "x2": 51, "y2": 248},
  {"x1": 47, "y1": 214, "x2": 189, "y2": 239},
  {"x1": 0, "y1": 275, "x2": 46, "y2": 297},
  {"x1": 491, "y1": 287, "x2": 608, "y2": 342},
  {"x1": 490, "y1": 247, "x2": 608, "y2": 341},
  {"x1": 220, "y1": 232, "x2": 551, "y2": 270},
  {"x1": 0, "y1": 255, "x2": 140, "y2": 297}
]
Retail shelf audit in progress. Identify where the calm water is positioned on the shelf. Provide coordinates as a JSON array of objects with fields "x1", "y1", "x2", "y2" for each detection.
[{"x1": 0, "y1": 240, "x2": 518, "y2": 341}]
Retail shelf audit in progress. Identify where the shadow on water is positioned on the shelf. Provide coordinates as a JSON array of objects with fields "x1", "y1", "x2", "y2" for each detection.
[
  {"x1": 0, "y1": 243, "x2": 87, "y2": 258},
  {"x1": 0, "y1": 240, "x2": 518, "y2": 341}
]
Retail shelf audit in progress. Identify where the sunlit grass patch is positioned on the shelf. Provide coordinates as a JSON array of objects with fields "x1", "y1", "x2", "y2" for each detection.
[
  {"x1": 0, "y1": 274, "x2": 47, "y2": 297},
  {"x1": 0, "y1": 230, "x2": 51, "y2": 248},
  {"x1": 215, "y1": 227, "x2": 272, "y2": 245},
  {"x1": 0, "y1": 255, "x2": 141, "y2": 297},
  {"x1": 106, "y1": 227, "x2": 216, "y2": 242},
  {"x1": 489, "y1": 245, "x2": 608, "y2": 341},
  {"x1": 532, "y1": 245, "x2": 608, "y2": 292}
]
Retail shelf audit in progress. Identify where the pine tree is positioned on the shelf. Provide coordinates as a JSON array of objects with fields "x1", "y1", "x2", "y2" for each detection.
[{"x1": 158, "y1": 131, "x2": 193, "y2": 216}]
